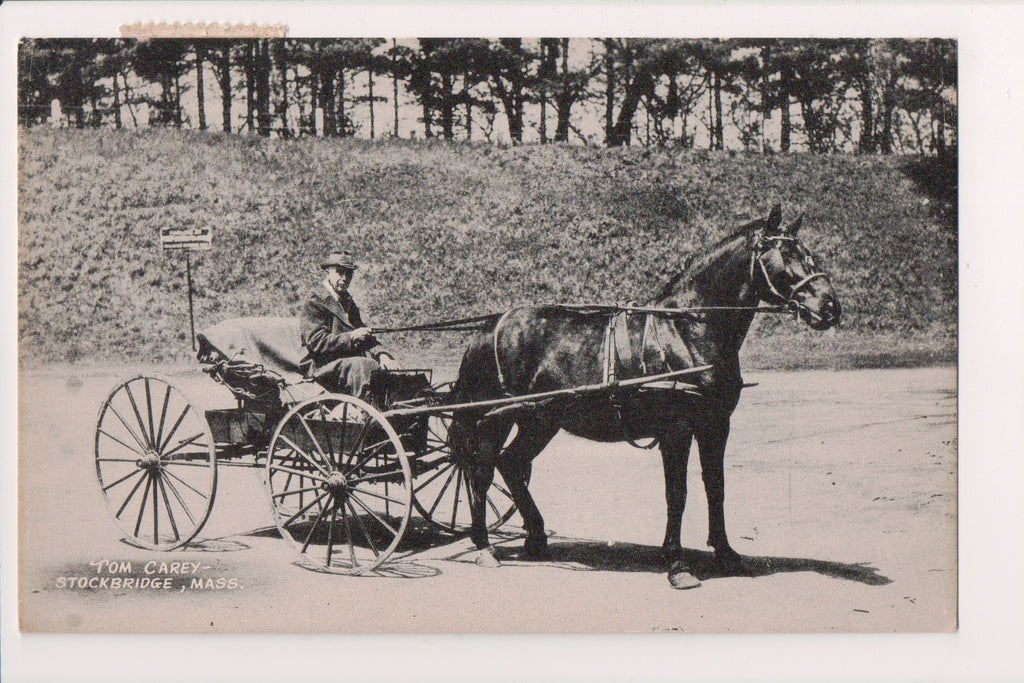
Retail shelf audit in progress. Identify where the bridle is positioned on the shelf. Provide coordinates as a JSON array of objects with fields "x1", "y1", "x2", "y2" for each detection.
[{"x1": 751, "y1": 233, "x2": 831, "y2": 321}]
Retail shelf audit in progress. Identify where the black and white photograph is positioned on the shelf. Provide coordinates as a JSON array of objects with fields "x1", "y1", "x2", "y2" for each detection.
[{"x1": 3, "y1": 2, "x2": 1023, "y2": 682}]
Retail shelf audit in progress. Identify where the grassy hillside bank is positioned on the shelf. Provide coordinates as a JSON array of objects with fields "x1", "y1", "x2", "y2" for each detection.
[{"x1": 18, "y1": 128, "x2": 956, "y2": 369}]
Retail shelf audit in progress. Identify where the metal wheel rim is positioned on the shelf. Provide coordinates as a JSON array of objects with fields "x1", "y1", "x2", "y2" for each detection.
[
  {"x1": 265, "y1": 394, "x2": 412, "y2": 575},
  {"x1": 94, "y1": 374, "x2": 217, "y2": 551}
]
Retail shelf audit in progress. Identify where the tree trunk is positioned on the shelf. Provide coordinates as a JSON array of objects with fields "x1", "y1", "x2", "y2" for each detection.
[
  {"x1": 392, "y1": 39, "x2": 400, "y2": 137},
  {"x1": 879, "y1": 77, "x2": 895, "y2": 154},
  {"x1": 279, "y1": 63, "x2": 290, "y2": 135},
  {"x1": 121, "y1": 73, "x2": 138, "y2": 127},
  {"x1": 608, "y1": 70, "x2": 653, "y2": 147},
  {"x1": 337, "y1": 69, "x2": 347, "y2": 136},
  {"x1": 245, "y1": 42, "x2": 255, "y2": 132},
  {"x1": 321, "y1": 71, "x2": 335, "y2": 136},
  {"x1": 256, "y1": 40, "x2": 271, "y2": 137},
  {"x1": 173, "y1": 72, "x2": 182, "y2": 127},
  {"x1": 216, "y1": 48, "x2": 232, "y2": 133},
  {"x1": 761, "y1": 46, "x2": 771, "y2": 153},
  {"x1": 464, "y1": 71, "x2": 473, "y2": 140},
  {"x1": 779, "y1": 70, "x2": 791, "y2": 152},
  {"x1": 858, "y1": 76, "x2": 874, "y2": 153},
  {"x1": 554, "y1": 39, "x2": 571, "y2": 142},
  {"x1": 195, "y1": 44, "x2": 207, "y2": 131},
  {"x1": 713, "y1": 70, "x2": 723, "y2": 150},
  {"x1": 604, "y1": 40, "x2": 615, "y2": 142},
  {"x1": 441, "y1": 71, "x2": 454, "y2": 140},
  {"x1": 112, "y1": 71, "x2": 122, "y2": 129},
  {"x1": 368, "y1": 69, "x2": 375, "y2": 139}
]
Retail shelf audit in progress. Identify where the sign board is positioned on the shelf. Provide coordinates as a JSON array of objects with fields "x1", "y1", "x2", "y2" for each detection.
[{"x1": 160, "y1": 227, "x2": 212, "y2": 252}]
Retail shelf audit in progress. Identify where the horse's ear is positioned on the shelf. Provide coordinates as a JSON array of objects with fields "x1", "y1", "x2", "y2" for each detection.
[
  {"x1": 765, "y1": 204, "x2": 783, "y2": 233},
  {"x1": 785, "y1": 213, "x2": 804, "y2": 235}
]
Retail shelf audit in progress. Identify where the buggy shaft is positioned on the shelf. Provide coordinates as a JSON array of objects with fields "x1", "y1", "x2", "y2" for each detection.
[{"x1": 382, "y1": 365, "x2": 713, "y2": 419}]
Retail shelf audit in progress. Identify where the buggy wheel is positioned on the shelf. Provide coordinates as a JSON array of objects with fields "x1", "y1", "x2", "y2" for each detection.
[
  {"x1": 410, "y1": 414, "x2": 521, "y2": 534},
  {"x1": 94, "y1": 375, "x2": 217, "y2": 551},
  {"x1": 265, "y1": 394, "x2": 412, "y2": 575}
]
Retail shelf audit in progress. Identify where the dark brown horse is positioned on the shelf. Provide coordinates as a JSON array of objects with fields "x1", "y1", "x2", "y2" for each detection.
[{"x1": 449, "y1": 205, "x2": 841, "y2": 588}]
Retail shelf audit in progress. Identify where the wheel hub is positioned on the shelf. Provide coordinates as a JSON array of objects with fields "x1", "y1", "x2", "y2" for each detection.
[
  {"x1": 136, "y1": 451, "x2": 161, "y2": 470},
  {"x1": 323, "y1": 471, "x2": 349, "y2": 499}
]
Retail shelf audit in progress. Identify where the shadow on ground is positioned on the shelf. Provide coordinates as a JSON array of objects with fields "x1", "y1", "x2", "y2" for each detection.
[{"x1": 487, "y1": 536, "x2": 892, "y2": 586}]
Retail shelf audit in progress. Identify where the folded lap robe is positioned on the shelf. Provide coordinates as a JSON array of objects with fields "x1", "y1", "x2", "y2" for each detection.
[{"x1": 196, "y1": 317, "x2": 325, "y2": 403}]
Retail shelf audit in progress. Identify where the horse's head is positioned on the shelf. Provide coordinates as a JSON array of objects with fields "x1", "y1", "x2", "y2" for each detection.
[{"x1": 751, "y1": 205, "x2": 841, "y2": 330}]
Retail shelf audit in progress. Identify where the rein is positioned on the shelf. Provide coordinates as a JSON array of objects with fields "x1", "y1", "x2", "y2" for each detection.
[{"x1": 372, "y1": 302, "x2": 789, "y2": 336}]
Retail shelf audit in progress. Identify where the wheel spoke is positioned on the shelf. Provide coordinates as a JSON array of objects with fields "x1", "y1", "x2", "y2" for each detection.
[
  {"x1": 281, "y1": 490, "x2": 330, "y2": 529},
  {"x1": 344, "y1": 438, "x2": 397, "y2": 476},
  {"x1": 155, "y1": 383, "x2": 172, "y2": 451},
  {"x1": 326, "y1": 504, "x2": 339, "y2": 567},
  {"x1": 300, "y1": 498, "x2": 331, "y2": 554},
  {"x1": 413, "y1": 461, "x2": 455, "y2": 494},
  {"x1": 268, "y1": 463, "x2": 325, "y2": 483},
  {"x1": 341, "y1": 419, "x2": 372, "y2": 468},
  {"x1": 296, "y1": 412, "x2": 331, "y2": 470},
  {"x1": 347, "y1": 485, "x2": 408, "y2": 507},
  {"x1": 427, "y1": 467, "x2": 458, "y2": 517},
  {"x1": 158, "y1": 404, "x2": 191, "y2": 453},
  {"x1": 105, "y1": 404, "x2": 151, "y2": 453},
  {"x1": 144, "y1": 379, "x2": 157, "y2": 452},
  {"x1": 151, "y1": 472, "x2": 160, "y2": 544},
  {"x1": 113, "y1": 470, "x2": 148, "y2": 515},
  {"x1": 491, "y1": 480, "x2": 514, "y2": 501},
  {"x1": 346, "y1": 498, "x2": 380, "y2": 557},
  {"x1": 156, "y1": 476, "x2": 181, "y2": 542},
  {"x1": 271, "y1": 484, "x2": 323, "y2": 500},
  {"x1": 161, "y1": 474, "x2": 198, "y2": 526},
  {"x1": 162, "y1": 467, "x2": 210, "y2": 499},
  {"x1": 484, "y1": 490, "x2": 503, "y2": 520},
  {"x1": 348, "y1": 492, "x2": 399, "y2": 537},
  {"x1": 450, "y1": 470, "x2": 463, "y2": 529},
  {"x1": 101, "y1": 468, "x2": 143, "y2": 492},
  {"x1": 133, "y1": 474, "x2": 153, "y2": 536},
  {"x1": 97, "y1": 428, "x2": 147, "y2": 457},
  {"x1": 340, "y1": 503, "x2": 358, "y2": 566},
  {"x1": 124, "y1": 383, "x2": 153, "y2": 449},
  {"x1": 277, "y1": 434, "x2": 330, "y2": 476},
  {"x1": 162, "y1": 432, "x2": 207, "y2": 459}
]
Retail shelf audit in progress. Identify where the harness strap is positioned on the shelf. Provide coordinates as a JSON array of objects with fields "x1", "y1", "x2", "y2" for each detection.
[
  {"x1": 492, "y1": 308, "x2": 520, "y2": 397},
  {"x1": 613, "y1": 311, "x2": 635, "y2": 377}
]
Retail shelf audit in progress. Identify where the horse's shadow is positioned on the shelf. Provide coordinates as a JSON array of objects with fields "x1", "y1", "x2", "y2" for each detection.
[{"x1": 489, "y1": 536, "x2": 892, "y2": 586}]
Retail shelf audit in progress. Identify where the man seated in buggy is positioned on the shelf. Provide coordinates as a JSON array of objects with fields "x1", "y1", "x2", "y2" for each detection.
[{"x1": 299, "y1": 249, "x2": 401, "y2": 406}]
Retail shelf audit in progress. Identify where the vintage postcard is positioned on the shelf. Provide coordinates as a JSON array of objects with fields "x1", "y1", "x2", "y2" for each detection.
[{"x1": 3, "y1": 2, "x2": 1022, "y2": 682}]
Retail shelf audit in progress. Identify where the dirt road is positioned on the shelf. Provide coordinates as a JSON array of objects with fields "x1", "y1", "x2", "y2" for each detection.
[{"x1": 18, "y1": 365, "x2": 956, "y2": 633}]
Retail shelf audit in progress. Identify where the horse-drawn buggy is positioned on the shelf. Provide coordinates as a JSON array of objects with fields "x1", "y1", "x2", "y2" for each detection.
[{"x1": 94, "y1": 205, "x2": 841, "y2": 587}]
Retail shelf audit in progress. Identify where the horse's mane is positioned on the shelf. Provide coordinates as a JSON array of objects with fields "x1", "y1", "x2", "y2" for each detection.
[{"x1": 651, "y1": 216, "x2": 762, "y2": 303}]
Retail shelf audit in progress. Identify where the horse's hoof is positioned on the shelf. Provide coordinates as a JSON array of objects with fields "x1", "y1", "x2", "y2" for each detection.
[
  {"x1": 667, "y1": 562, "x2": 701, "y2": 590},
  {"x1": 473, "y1": 548, "x2": 500, "y2": 568}
]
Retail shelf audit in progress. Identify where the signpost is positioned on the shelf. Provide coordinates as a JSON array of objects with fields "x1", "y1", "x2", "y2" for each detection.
[{"x1": 160, "y1": 227, "x2": 212, "y2": 350}]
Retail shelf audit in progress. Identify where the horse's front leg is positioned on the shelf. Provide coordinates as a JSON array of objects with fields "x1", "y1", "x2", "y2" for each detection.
[
  {"x1": 659, "y1": 426, "x2": 701, "y2": 589},
  {"x1": 696, "y1": 418, "x2": 745, "y2": 574}
]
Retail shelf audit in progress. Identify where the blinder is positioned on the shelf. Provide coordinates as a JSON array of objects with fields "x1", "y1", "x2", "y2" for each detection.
[{"x1": 751, "y1": 233, "x2": 831, "y2": 317}]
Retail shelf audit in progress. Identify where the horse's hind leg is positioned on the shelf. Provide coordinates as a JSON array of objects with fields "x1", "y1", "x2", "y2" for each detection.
[
  {"x1": 495, "y1": 418, "x2": 559, "y2": 561},
  {"x1": 463, "y1": 414, "x2": 514, "y2": 564}
]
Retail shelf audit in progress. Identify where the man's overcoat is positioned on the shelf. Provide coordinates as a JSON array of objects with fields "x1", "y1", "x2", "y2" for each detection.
[{"x1": 299, "y1": 287, "x2": 387, "y2": 382}]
